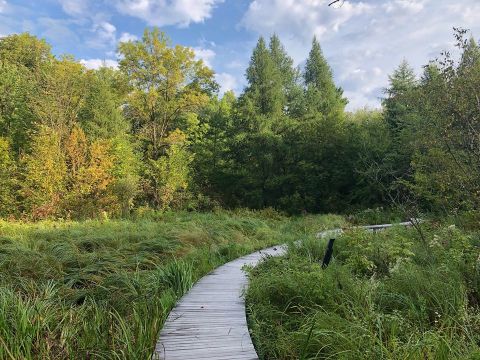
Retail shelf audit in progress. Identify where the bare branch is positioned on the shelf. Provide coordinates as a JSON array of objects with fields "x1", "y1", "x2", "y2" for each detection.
[{"x1": 328, "y1": 0, "x2": 342, "y2": 6}]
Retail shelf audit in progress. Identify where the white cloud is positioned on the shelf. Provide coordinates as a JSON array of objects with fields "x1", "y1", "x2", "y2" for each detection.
[
  {"x1": 97, "y1": 21, "x2": 116, "y2": 41},
  {"x1": 193, "y1": 47, "x2": 215, "y2": 68},
  {"x1": 240, "y1": 0, "x2": 480, "y2": 110},
  {"x1": 88, "y1": 21, "x2": 117, "y2": 48},
  {"x1": 215, "y1": 72, "x2": 238, "y2": 94},
  {"x1": 115, "y1": 0, "x2": 224, "y2": 27},
  {"x1": 80, "y1": 58, "x2": 119, "y2": 69},
  {"x1": 0, "y1": 0, "x2": 6, "y2": 13},
  {"x1": 58, "y1": 0, "x2": 89, "y2": 16},
  {"x1": 383, "y1": 0, "x2": 425, "y2": 14},
  {"x1": 242, "y1": 0, "x2": 372, "y2": 50},
  {"x1": 119, "y1": 32, "x2": 138, "y2": 43}
]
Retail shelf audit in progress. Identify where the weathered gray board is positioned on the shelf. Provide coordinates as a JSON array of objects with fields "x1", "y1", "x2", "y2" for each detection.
[
  {"x1": 153, "y1": 221, "x2": 416, "y2": 360},
  {"x1": 153, "y1": 245, "x2": 287, "y2": 360}
]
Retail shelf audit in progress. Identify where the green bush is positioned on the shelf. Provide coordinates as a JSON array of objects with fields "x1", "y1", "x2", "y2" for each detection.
[{"x1": 247, "y1": 223, "x2": 480, "y2": 359}]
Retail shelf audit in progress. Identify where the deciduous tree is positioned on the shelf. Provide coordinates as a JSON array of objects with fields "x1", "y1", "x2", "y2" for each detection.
[
  {"x1": 21, "y1": 126, "x2": 67, "y2": 218},
  {"x1": 118, "y1": 28, "x2": 215, "y2": 159}
]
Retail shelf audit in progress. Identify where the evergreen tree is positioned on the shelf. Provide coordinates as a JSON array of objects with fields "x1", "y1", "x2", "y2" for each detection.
[
  {"x1": 421, "y1": 63, "x2": 442, "y2": 85},
  {"x1": 305, "y1": 37, "x2": 334, "y2": 89},
  {"x1": 304, "y1": 37, "x2": 346, "y2": 114},
  {"x1": 244, "y1": 37, "x2": 283, "y2": 118},
  {"x1": 383, "y1": 60, "x2": 417, "y2": 132},
  {"x1": 269, "y1": 34, "x2": 295, "y2": 89},
  {"x1": 268, "y1": 34, "x2": 303, "y2": 116}
]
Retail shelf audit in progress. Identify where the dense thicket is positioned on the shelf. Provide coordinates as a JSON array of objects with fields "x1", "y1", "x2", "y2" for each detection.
[
  {"x1": 0, "y1": 28, "x2": 479, "y2": 218},
  {"x1": 248, "y1": 223, "x2": 480, "y2": 359}
]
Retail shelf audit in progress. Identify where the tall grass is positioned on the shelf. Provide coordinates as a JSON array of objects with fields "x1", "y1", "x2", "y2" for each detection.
[
  {"x1": 0, "y1": 210, "x2": 335, "y2": 359},
  {"x1": 247, "y1": 222, "x2": 480, "y2": 359}
]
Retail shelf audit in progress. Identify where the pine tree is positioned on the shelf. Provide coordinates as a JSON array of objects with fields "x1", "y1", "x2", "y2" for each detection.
[
  {"x1": 421, "y1": 63, "x2": 441, "y2": 85},
  {"x1": 269, "y1": 34, "x2": 295, "y2": 88},
  {"x1": 305, "y1": 37, "x2": 334, "y2": 89},
  {"x1": 386, "y1": 60, "x2": 417, "y2": 97},
  {"x1": 383, "y1": 60, "x2": 417, "y2": 131},
  {"x1": 245, "y1": 37, "x2": 283, "y2": 117},
  {"x1": 304, "y1": 37, "x2": 345, "y2": 114},
  {"x1": 268, "y1": 34, "x2": 303, "y2": 116}
]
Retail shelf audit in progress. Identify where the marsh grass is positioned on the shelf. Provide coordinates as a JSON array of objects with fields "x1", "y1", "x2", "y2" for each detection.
[
  {"x1": 247, "y1": 222, "x2": 480, "y2": 359},
  {"x1": 0, "y1": 210, "x2": 328, "y2": 359}
]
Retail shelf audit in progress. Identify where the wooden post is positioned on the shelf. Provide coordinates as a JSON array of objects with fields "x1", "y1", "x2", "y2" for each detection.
[{"x1": 322, "y1": 238, "x2": 335, "y2": 269}]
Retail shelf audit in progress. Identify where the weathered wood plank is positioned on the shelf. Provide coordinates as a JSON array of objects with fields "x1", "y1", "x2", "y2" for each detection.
[
  {"x1": 153, "y1": 245, "x2": 286, "y2": 360},
  {"x1": 153, "y1": 221, "x2": 417, "y2": 360}
]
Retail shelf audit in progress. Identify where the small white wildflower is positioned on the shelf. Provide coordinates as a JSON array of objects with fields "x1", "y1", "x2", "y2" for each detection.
[{"x1": 429, "y1": 235, "x2": 441, "y2": 248}]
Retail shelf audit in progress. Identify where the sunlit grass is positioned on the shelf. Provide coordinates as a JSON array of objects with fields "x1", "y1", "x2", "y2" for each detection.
[
  {"x1": 0, "y1": 210, "x2": 341, "y2": 359},
  {"x1": 247, "y1": 222, "x2": 480, "y2": 359}
]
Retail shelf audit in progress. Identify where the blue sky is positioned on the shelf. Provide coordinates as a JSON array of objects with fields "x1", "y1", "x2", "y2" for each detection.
[{"x1": 1, "y1": 0, "x2": 479, "y2": 110}]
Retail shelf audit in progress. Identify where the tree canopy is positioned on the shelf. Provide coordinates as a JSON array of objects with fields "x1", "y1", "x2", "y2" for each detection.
[{"x1": 0, "y1": 28, "x2": 479, "y2": 218}]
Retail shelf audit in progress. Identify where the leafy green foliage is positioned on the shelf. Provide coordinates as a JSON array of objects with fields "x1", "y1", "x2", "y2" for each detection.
[
  {"x1": 20, "y1": 126, "x2": 67, "y2": 218},
  {"x1": 244, "y1": 36, "x2": 284, "y2": 117},
  {"x1": 118, "y1": 28, "x2": 215, "y2": 158},
  {"x1": 79, "y1": 67, "x2": 129, "y2": 140},
  {"x1": 146, "y1": 129, "x2": 193, "y2": 209},
  {"x1": 0, "y1": 61, "x2": 35, "y2": 153},
  {"x1": 0, "y1": 33, "x2": 51, "y2": 70},
  {"x1": 0, "y1": 27, "x2": 479, "y2": 219},
  {"x1": 1, "y1": 22, "x2": 480, "y2": 360},
  {"x1": 247, "y1": 223, "x2": 480, "y2": 359},
  {"x1": 0, "y1": 138, "x2": 17, "y2": 217}
]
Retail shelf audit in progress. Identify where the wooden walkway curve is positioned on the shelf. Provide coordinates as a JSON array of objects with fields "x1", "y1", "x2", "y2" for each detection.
[
  {"x1": 153, "y1": 245, "x2": 286, "y2": 359},
  {"x1": 153, "y1": 220, "x2": 417, "y2": 360}
]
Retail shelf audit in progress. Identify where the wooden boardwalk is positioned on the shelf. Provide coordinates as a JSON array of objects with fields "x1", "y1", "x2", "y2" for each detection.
[
  {"x1": 153, "y1": 245, "x2": 287, "y2": 360},
  {"x1": 154, "y1": 221, "x2": 417, "y2": 360}
]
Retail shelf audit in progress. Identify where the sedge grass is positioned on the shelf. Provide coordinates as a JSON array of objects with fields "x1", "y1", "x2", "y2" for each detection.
[
  {"x1": 247, "y1": 222, "x2": 480, "y2": 359},
  {"x1": 0, "y1": 210, "x2": 341, "y2": 359}
]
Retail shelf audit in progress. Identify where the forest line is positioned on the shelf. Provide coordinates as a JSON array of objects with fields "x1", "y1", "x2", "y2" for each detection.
[{"x1": 0, "y1": 27, "x2": 479, "y2": 219}]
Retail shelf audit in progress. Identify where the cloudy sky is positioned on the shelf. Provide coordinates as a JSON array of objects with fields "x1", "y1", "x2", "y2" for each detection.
[{"x1": 1, "y1": 0, "x2": 479, "y2": 110}]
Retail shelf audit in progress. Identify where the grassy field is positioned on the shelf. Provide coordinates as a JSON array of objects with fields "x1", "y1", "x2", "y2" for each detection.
[
  {"x1": 0, "y1": 210, "x2": 345, "y2": 359},
  {"x1": 247, "y1": 221, "x2": 480, "y2": 359}
]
